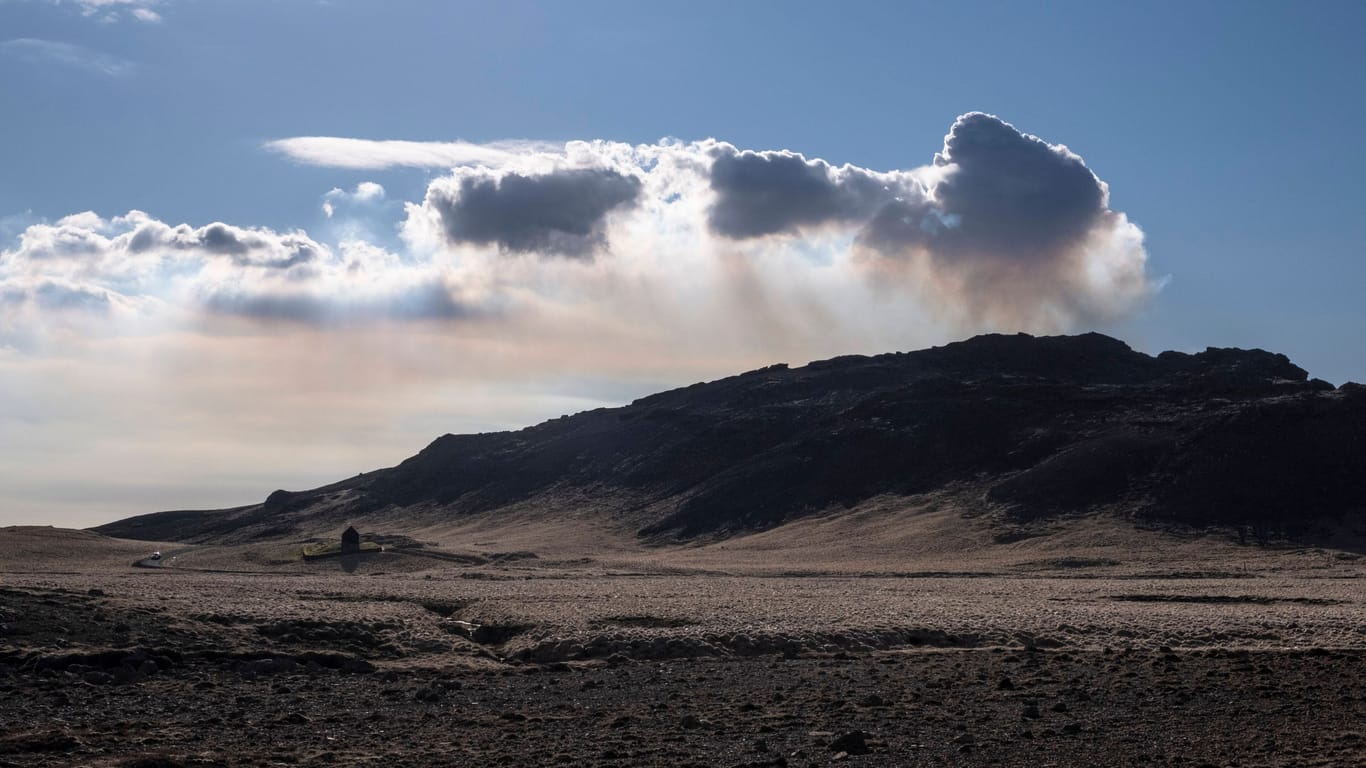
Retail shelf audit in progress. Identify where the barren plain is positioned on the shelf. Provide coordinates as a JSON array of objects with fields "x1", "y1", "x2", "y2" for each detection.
[{"x1": 3, "y1": 512, "x2": 1363, "y2": 768}]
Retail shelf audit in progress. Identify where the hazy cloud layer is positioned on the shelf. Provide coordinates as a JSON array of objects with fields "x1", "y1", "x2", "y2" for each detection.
[{"x1": 0, "y1": 38, "x2": 134, "y2": 75}]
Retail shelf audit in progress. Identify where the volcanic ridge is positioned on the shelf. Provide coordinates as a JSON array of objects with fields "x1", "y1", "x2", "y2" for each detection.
[{"x1": 95, "y1": 332, "x2": 1366, "y2": 547}]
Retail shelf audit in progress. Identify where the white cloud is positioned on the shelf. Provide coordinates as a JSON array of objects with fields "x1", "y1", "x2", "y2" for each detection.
[
  {"x1": 11, "y1": 118, "x2": 1155, "y2": 350},
  {"x1": 352, "y1": 181, "x2": 385, "y2": 202},
  {"x1": 322, "y1": 182, "x2": 387, "y2": 218},
  {"x1": 62, "y1": 0, "x2": 164, "y2": 23},
  {"x1": 0, "y1": 38, "x2": 134, "y2": 76},
  {"x1": 0, "y1": 210, "x2": 478, "y2": 336},
  {"x1": 265, "y1": 136, "x2": 560, "y2": 170},
  {"x1": 14, "y1": 0, "x2": 168, "y2": 24}
]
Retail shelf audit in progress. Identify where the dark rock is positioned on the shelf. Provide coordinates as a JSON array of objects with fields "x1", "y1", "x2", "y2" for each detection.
[
  {"x1": 120, "y1": 757, "x2": 191, "y2": 768},
  {"x1": 678, "y1": 714, "x2": 708, "y2": 729},
  {"x1": 0, "y1": 731, "x2": 80, "y2": 754},
  {"x1": 93, "y1": 332, "x2": 1366, "y2": 545},
  {"x1": 828, "y1": 731, "x2": 870, "y2": 755}
]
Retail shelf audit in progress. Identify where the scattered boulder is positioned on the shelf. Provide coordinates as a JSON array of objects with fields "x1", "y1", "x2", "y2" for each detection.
[{"x1": 828, "y1": 730, "x2": 871, "y2": 755}]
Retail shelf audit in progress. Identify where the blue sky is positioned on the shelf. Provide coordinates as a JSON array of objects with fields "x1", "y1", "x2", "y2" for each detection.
[{"x1": 2, "y1": 0, "x2": 1364, "y2": 526}]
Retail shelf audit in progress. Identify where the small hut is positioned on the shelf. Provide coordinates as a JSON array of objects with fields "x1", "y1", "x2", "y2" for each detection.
[{"x1": 340, "y1": 525, "x2": 361, "y2": 554}]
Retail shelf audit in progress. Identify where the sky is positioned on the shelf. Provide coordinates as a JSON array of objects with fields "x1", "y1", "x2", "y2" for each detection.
[{"x1": 2, "y1": 0, "x2": 1364, "y2": 527}]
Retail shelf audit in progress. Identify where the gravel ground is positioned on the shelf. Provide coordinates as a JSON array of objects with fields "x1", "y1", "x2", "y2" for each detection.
[{"x1": 2, "y1": 536, "x2": 1363, "y2": 768}]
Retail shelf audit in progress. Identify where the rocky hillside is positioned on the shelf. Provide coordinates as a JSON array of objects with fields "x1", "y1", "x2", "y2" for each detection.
[{"x1": 95, "y1": 333, "x2": 1366, "y2": 544}]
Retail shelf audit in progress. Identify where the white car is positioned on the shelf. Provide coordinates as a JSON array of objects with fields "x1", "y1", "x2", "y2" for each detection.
[{"x1": 150, "y1": 551, "x2": 162, "y2": 560}]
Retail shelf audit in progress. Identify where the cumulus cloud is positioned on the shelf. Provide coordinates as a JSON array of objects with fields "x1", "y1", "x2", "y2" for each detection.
[
  {"x1": 0, "y1": 278, "x2": 114, "y2": 313},
  {"x1": 706, "y1": 149, "x2": 909, "y2": 238},
  {"x1": 845, "y1": 113, "x2": 1152, "y2": 328},
  {"x1": 397, "y1": 114, "x2": 1153, "y2": 330},
  {"x1": 7, "y1": 113, "x2": 1155, "y2": 352},
  {"x1": 0, "y1": 38, "x2": 134, "y2": 76},
  {"x1": 266, "y1": 137, "x2": 557, "y2": 170},
  {"x1": 423, "y1": 168, "x2": 643, "y2": 257},
  {"x1": 858, "y1": 113, "x2": 1107, "y2": 258},
  {"x1": 0, "y1": 211, "x2": 476, "y2": 336}
]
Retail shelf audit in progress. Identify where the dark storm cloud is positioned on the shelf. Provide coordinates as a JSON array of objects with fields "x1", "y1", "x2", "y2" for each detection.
[
  {"x1": 858, "y1": 112, "x2": 1108, "y2": 263},
  {"x1": 430, "y1": 168, "x2": 643, "y2": 257},
  {"x1": 707, "y1": 150, "x2": 899, "y2": 238}
]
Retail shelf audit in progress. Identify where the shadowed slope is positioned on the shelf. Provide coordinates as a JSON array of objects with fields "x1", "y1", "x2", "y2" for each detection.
[{"x1": 94, "y1": 333, "x2": 1366, "y2": 545}]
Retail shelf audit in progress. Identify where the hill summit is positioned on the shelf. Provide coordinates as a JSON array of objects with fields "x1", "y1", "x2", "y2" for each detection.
[{"x1": 96, "y1": 333, "x2": 1366, "y2": 545}]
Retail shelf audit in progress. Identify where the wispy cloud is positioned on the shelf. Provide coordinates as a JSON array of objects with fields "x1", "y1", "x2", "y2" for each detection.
[
  {"x1": 265, "y1": 136, "x2": 559, "y2": 170},
  {"x1": 0, "y1": 37, "x2": 134, "y2": 76},
  {"x1": 58, "y1": 0, "x2": 164, "y2": 23}
]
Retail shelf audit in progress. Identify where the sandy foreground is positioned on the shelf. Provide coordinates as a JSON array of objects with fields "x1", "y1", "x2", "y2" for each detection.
[{"x1": 1, "y1": 521, "x2": 1363, "y2": 767}]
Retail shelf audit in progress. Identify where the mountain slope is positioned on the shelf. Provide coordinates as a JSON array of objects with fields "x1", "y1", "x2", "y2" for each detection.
[{"x1": 94, "y1": 333, "x2": 1366, "y2": 545}]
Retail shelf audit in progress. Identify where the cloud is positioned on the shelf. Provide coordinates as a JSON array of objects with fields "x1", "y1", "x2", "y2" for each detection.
[
  {"x1": 706, "y1": 148, "x2": 909, "y2": 238},
  {"x1": 29, "y1": 1, "x2": 165, "y2": 23},
  {"x1": 423, "y1": 168, "x2": 643, "y2": 257},
  {"x1": 395, "y1": 116, "x2": 1152, "y2": 330},
  {"x1": 850, "y1": 113, "x2": 1149, "y2": 328},
  {"x1": 266, "y1": 137, "x2": 557, "y2": 170},
  {"x1": 858, "y1": 113, "x2": 1106, "y2": 259},
  {"x1": 0, "y1": 38, "x2": 134, "y2": 76},
  {"x1": 74, "y1": 0, "x2": 162, "y2": 22},
  {"x1": 8, "y1": 113, "x2": 1154, "y2": 353},
  {"x1": 0, "y1": 278, "x2": 113, "y2": 313},
  {"x1": 200, "y1": 278, "x2": 471, "y2": 324},
  {"x1": 0, "y1": 211, "x2": 476, "y2": 333},
  {"x1": 322, "y1": 182, "x2": 386, "y2": 218}
]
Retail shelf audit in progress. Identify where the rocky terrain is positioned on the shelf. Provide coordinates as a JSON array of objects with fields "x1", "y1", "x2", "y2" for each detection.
[
  {"x1": 94, "y1": 333, "x2": 1366, "y2": 549},
  {"x1": 2, "y1": 526, "x2": 1364, "y2": 767}
]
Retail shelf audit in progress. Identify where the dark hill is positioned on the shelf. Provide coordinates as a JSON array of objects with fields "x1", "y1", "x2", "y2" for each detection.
[{"x1": 94, "y1": 333, "x2": 1366, "y2": 544}]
